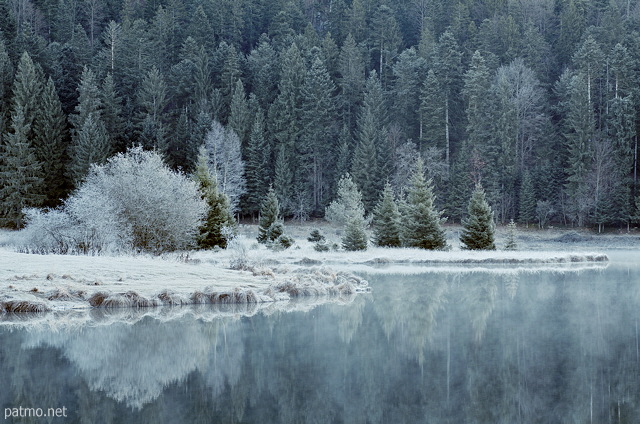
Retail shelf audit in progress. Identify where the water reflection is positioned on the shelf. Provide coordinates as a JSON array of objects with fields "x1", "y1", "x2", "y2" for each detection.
[{"x1": 2, "y1": 260, "x2": 640, "y2": 423}]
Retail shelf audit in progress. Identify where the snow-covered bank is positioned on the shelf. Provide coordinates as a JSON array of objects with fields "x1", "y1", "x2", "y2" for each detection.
[
  {"x1": 0, "y1": 247, "x2": 369, "y2": 314},
  {"x1": 0, "y1": 226, "x2": 613, "y2": 315}
]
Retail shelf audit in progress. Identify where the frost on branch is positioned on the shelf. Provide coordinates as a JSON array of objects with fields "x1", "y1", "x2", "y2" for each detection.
[
  {"x1": 203, "y1": 121, "x2": 246, "y2": 213},
  {"x1": 19, "y1": 147, "x2": 207, "y2": 254}
]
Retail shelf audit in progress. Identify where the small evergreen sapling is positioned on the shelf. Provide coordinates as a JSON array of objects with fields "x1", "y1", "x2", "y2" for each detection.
[
  {"x1": 257, "y1": 187, "x2": 293, "y2": 248},
  {"x1": 460, "y1": 184, "x2": 496, "y2": 250},
  {"x1": 308, "y1": 229, "x2": 325, "y2": 243},
  {"x1": 258, "y1": 187, "x2": 282, "y2": 243},
  {"x1": 372, "y1": 182, "x2": 401, "y2": 247},
  {"x1": 400, "y1": 158, "x2": 447, "y2": 250},
  {"x1": 504, "y1": 219, "x2": 517, "y2": 250},
  {"x1": 342, "y1": 215, "x2": 368, "y2": 251}
]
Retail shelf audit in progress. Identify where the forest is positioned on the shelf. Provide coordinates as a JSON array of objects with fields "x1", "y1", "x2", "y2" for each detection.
[{"x1": 1, "y1": 0, "x2": 640, "y2": 231}]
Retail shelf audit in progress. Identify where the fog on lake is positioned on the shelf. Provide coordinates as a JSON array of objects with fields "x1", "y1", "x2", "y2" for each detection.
[{"x1": 1, "y1": 254, "x2": 639, "y2": 423}]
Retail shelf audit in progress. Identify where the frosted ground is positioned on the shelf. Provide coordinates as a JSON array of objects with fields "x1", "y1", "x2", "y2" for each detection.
[{"x1": 0, "y1": 223, "x2": 627, "y2": 316}]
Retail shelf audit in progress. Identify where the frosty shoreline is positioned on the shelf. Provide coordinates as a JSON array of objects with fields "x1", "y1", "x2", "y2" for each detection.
[{"x1": 0, "y1": 228, "x2": 611, "y2": 316}]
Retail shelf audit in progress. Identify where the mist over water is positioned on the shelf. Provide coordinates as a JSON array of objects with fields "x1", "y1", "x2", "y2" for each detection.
[{"x1": 1, "y1": 253, "x2": 639, "y2": 423}]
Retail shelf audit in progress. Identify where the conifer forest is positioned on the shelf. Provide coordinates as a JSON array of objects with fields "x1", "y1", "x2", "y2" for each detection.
[{"x1": 1, "y1": 0, "x2": 640, "y2": 231}]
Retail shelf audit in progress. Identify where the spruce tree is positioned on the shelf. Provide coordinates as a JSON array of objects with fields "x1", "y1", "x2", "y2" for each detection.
[
  {"x1": 372, "y1": 182, "x2": 401, "y2": 247},
  {"x1": 258, "y1": 187, "x2": 284, "y2": 244},
  {"x1": 69, "y1": 66, "x2": 111, "y2": 183},
  {"x1": 460, "y1": 184, "x2": 496, "y2": 250},
  {"x1": 504, "y1": 219, "x2": 517, "y2": 250},
  {"x1": 301, "y1": 55, "x2": 337, "y2": 213},
  {"x1": 518, "y1": 171, "x2": 536, "y2": 227},
  {"x1": 33, "y1": 77, "x2": 68, "y2": 206},
  {"x1": 325, "y1": 173, "x2": 366, "y2": 227},
  {"x1": 194, "y1": 146, "x2": 235, "y2": 249},
  {"x1": 401, "y1": 158, "x2": 447, "y2": 250},
  {"x1": 244, "y1": 108, "x2": 270, "y2": 215},
  {"x1": 342, "y1": 214, "x2": 368, "y2": 251},
  {"x1": 0, "y1": 107, "x2": 44, "y2": 228}
]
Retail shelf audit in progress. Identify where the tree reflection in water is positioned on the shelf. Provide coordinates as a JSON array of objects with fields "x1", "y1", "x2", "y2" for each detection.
[{"x1": 1, "y1": 261, "x2": 640, "y2": 423}]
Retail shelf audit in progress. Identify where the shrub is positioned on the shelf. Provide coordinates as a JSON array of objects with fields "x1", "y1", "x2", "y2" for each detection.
[{"x1": 19, "y1": 147, "x2": 206, "y2": 254}]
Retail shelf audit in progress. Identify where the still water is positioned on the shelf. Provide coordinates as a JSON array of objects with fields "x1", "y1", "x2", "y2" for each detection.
[{"x1": 1, "y1": 252, "x2": 640, "y2": 423}]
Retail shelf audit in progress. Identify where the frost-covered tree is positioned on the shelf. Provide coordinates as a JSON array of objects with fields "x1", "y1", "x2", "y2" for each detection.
[
  {"x1": 401, "y1": 158, "x2": 447, "y2": 250},
  {"x1": 460, "y1": 184, "x2": 496, "y2": 250},
  {"x1": 372, "y1": 182, "x2": 401, "y2": 247},
  {"x1": 194, "y1": 146, "x2": 235, "y2": 249},
  {"x1": 325, "y1": 173, "x2": 366, "y2": 227},
  {"x1": 21, "y1": 147, "x2": 206, "y2": 254},
  {"x1": 504, "y1": 219, "x2": 517, "y2": 250},
  {"x1": 204, "y1": 121, "x2": 246, "y2": 212}
]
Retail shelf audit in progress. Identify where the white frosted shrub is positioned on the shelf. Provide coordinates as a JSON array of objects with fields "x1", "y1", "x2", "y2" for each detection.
[{"x1": 20, "y1": 147, "x2": 206, "y2": 254}]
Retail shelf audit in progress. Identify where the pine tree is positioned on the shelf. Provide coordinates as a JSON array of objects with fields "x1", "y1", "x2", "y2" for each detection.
[
  {"x1": 273, "y1": 144, "x2": 294, "y2": 215},
  {"x1": 0, "y1": 107, "x2": 44, "y2": 228},
  {"x1": 325, "y1": 173, "x2": 366, "y2": 227},
  {"x1": 244, "y1": 108, "x2": 270, "y2": 215},
  {"x1": 136, "y1": 66, "x2": 169, "y2": 151},
  {"x1": 301, "y1": 55, "x2": 337, "y2": 214},
  {"x1": 504, "y1": 219, "x2": 517, "y2": 250},
  {"x1": 100, "y1": 73, "x2": 125, "y2": 152},
  {"x1": 257, "y1": 187, "x2": 284, "y2": 244},
  {"x1": 372, "y1": 182, "x2": 401, "y2": 247},
  {"x1": 337, "y1": 33, "x2": 365, "y2": 131},
  {"x1": 460, "y1": 184, "x2": 496, "y2": 250},
  {"x1": 518, "y1": 171, "x2": 536, "y2": 227},
  {"x1": 227, "y1": 78, "x2": 250, "y2": 146},
  {"x1": 342, "y1": 214, "x2": 368, "y2": 251},
  {"x1": 69, "y1": 67, "x2": 111, "y2": 183},
  {"x1": 401, "y1": 158, "x2": 447, "y2": 250},
  {"x1": 32, "y1": 77, "x2": 68, "y2": 206},
  {"x1": 194, "y1": 146, "x2": 235, "y2": 249},
  {"x1": 11, "y1": 52, "x2": 44, "y2": 138}
]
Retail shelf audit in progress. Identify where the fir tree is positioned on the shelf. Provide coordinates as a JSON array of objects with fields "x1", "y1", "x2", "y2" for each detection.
[
  {"x1": 401, "y1": 158, "x2": 447, "y2": 250},
  {"x1": 460, "y1": 184, "x2": 496, "y2": 250},
  {"x1": 342, "y1": 214, "x2": 368, "y2": 251},
  {"x1": 518, "y1": 171, "x2": 536, "y2": 227},
  {"x1": 244, "y1": 108, "x2": 270, "y2": 216},
  {"x1": 325, "y1": 173, "x2": 366, "y2": 228},
  {"x1": 227, "y1": 78, "x2": 250, "y2": 146},
  {"x1": 504, "y1": 219, "x2": 517, "y2": 250},
  {"x1": 257, "y1": 187, "x2": 283, "y2": 244},
  {"x1": 32, "y1": 77, "x2": 68, "y2": 206},
  {"x1": 372, "y1": 182, "x2": 401, "y2": 247},
  {"x1": 0, "y1": 107, "x2": 44, "y2": 228},
  {"x1": 194, "y1": 145, "x2": 235, "y2": 249}
]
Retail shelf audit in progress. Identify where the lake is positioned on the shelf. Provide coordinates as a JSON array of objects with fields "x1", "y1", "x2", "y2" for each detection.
[{"x1": 1, "y1": 252, "x2": 639, "y2": 423}]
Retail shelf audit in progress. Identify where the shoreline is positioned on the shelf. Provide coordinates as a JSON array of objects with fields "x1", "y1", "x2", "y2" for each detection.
[{"x1": 0, "y1": 242, "x2": 611, "y2": 316}]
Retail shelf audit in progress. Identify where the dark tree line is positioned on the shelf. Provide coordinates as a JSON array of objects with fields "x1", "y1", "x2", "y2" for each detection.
[{"x1": 1, "y1": 0, "x2": 640, "y2": 230}]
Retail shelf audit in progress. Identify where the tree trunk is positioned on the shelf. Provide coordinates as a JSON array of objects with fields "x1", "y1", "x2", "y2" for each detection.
[{"x1": 445, "y1": 95, "x2": 450, "y2": 169}]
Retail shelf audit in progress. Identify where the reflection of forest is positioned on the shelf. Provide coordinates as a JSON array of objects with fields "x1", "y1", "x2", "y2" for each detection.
[{"x1": 2, "y1": 266, "x2": 640, "y2": 423}]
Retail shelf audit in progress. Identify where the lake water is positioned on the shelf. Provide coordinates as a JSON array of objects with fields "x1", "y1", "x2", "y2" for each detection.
[{"x1": 1, "y1": 252, "x2": 640, "y2": 423}]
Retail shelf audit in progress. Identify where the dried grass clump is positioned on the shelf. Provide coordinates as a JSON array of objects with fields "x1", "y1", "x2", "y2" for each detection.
[
  {"x1": 265, "y1": 269, "x2": 370, "y2": 299},
  {"x1": 2, "y1": 301, "x2": 49, "y2": 313},
  {"x1": 47, "y1": 289, "x2": 86, "y2": 301},
  {"x1": 88, "y1": 292, "x2": 109, "y2": 307},
  {"x1": 157, "y1": 290, "x2": 187, "y2": 305},
  {"x1": 190, "y1": 288, "x2": 259, "y2": 304},
  {"x1": 88, "y1": 291, "x2": 156, "y2": 308}
]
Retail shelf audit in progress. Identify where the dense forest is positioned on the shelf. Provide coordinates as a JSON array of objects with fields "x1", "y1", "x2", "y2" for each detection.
[{"x1": 1, "y1": 0, "x2": 640, "y2": 230}]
